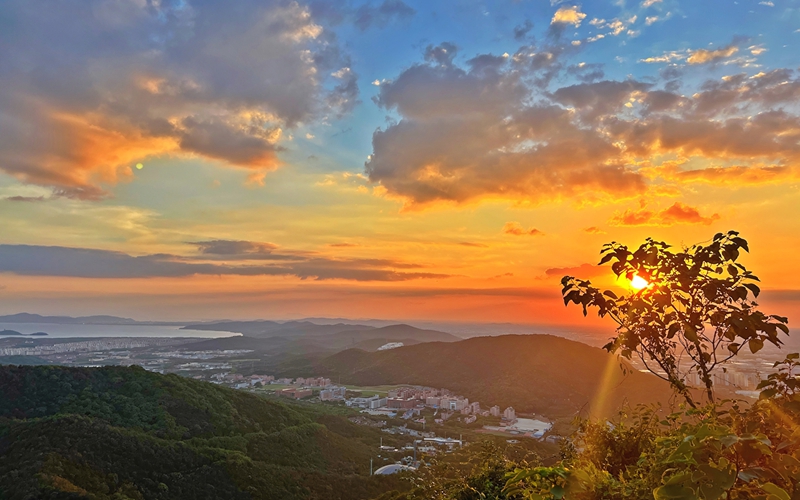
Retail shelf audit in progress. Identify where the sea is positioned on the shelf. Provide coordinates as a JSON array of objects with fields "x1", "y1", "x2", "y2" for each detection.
[{"x1": 0, "y1": 323, "x2": 239, "y2": 339}]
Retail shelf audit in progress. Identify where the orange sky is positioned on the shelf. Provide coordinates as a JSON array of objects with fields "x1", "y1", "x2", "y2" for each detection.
[{"x1": 0, "y1": 0, "x2": 798, "y2": 337}]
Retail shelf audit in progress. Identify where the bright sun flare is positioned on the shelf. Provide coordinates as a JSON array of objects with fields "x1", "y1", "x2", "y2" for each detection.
[{"x1": 630, "y1": 275, "x2": 649, "y2": 290}]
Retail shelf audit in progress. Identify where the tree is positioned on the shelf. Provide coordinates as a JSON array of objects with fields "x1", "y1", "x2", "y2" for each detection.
[{"x1": 560, "y1": 230, "x2": 789, "y2": 407}]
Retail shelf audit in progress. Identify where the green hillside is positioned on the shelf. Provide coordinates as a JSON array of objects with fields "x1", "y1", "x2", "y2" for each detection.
[
  {"x1": 279, "y1": 334, "x2": 675, "y2": 419},
  {"x1": 0, "y1": 365, "x2": 405, "y2": 499}
]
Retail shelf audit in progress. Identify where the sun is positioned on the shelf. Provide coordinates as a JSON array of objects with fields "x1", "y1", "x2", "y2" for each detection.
[{"x1": 630, "y1": 275, "x2": 649, "y2": 290}]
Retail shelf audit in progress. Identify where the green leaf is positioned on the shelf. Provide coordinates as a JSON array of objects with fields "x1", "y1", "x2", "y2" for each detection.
[
  {"x1": 761, "y1": 483, "x2": 790, "y2": 500},
  {"x1": 653, "y1": 483, "x2": 696, "y2": 500}
]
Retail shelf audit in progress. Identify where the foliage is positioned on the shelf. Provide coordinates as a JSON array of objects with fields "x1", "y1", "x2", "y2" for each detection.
[
  {"x1": 402, "y1": 441, "x2": 540, "y2": 500},
  {"x1": 560, "y1": 230, "x2": 789, "y2": 407},
  {"x1": 0, "y1": 364, "x2": 407, "y2": 499}
]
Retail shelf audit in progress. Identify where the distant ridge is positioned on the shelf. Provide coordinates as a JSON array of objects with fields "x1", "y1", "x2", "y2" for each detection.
[
  {"x1": 279, "y1": 334, "x2": 675, "y2": 419},
  {"x1": 0, "y1": 313, "x2": 184, "y2": 326},
  {"x1": 0, "y1": 329, "x2": 48, "y2": 336}
]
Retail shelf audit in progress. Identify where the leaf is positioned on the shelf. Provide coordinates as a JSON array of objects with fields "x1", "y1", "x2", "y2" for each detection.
[
  {"x1": 744, "y1": 283, "x2": 761, "y2": 298},
  {"x1": 749, "y1": 338, "x2": 764, "y2": 354},
  {"x1": 761, "y1": 483, "x2": 790, "y2": 500},
  {"x1": 684, "y1": 325, "x2": 699, "y2": 343},
  {"x1": 653, "y1": 483, "x2": 696, "y2": 500},
  {"x1": 732, "y1": 236, "x2": 750, "y2": 252}
]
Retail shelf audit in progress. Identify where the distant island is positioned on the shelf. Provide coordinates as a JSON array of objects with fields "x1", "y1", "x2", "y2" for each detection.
[
  {"x1": 0, "y1": 312, "x2": 184, "y2": 326},
  {"x1": 0, "y1": 329, "x2": 48, "y2": 337}
]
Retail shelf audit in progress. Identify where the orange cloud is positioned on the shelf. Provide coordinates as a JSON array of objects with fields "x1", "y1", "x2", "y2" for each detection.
[
  {"x1": 609, "y1": 202, "x2": 721, "y2": 226},
  {"x1": 551, "y1": 6, "x2": 586, "y2": 26},
  {"x1": 687, "y1": 44, "x2": 739, "y2": 65},
  {"x1": 503, "y1": 222, "x2": 545, "y2": 236},
  {"x1": 0, "y1": 1, "x2": 358, "y2": 199},
  {"x1": 583, "y1": 226, "x2": 606, "y2": 234},
  {"x1": 545, "y1": 263, "x2": 606, "y2": 278}
]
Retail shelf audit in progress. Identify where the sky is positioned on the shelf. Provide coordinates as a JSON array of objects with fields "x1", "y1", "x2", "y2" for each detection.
[{"x1": 0, "y1": 0, "x2": 799, "y2": 333}]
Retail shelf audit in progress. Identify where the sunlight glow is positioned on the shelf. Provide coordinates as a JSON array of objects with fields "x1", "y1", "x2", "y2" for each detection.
[{"x1": 631, "y1": 275, "x2": 649, "y2": 290}]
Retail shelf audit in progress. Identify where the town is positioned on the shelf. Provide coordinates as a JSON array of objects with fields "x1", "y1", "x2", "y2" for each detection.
[{"x1": 209, "y1": 372, "x2": 554, "y2": 441}]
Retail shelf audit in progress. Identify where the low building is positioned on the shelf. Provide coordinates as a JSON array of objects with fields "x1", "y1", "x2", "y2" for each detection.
[
  {"x1": 279, "y1": 387, "x2": 313, "y2": 399},
  {"x1": 320, "y1": 386, "x2": 347, "y2": 401}
]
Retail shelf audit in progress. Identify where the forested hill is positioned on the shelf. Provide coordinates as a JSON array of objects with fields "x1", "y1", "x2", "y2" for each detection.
[
  {"x1": 0, "y1": 365, "x2": 404, "y2": 500},
  {"x1": 280, "y1": 334, "x2": 675, "y2": 419}
]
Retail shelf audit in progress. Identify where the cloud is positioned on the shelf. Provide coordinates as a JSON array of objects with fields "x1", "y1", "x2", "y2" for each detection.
[
  {"x1": 459, "y1": 241, "x2": 489, "y2": 248},
  {"x1": 328, "y1": 242, "x2": 360, "y2": 248},
  {"x1": 503, "y1": 222, "x2": 545, "y2": 236},
  {"x1": 354, "y1": 0, "x2": 415, "y2": 31},
  {"x1": 514, "y1": 20, "x2": 534, "y2": 40},
  {"x1": 545, "y1": 262, "x2": 606, "y2": 278},
  {"x1": 308, "y1": 0, "x2": 415, "y2": 31},
  {"x1": 0, "y1": 0, "x2": 358, "y2": 199},
  {"x1": 364, "y1": 32, "x2": 800, "y2": 208},
  {"x1": 191, "y1": 240, "x2": 280, "y2": 256},
  {"x1": 583, "y1": 226, "x2": 606, "y2": 234},
  {"x1": 4, "y1": 196, "x2": 46, "y2": 202},
  {"x1": 609, "y1": 202, "x2": 721, "y2": 226},
  {"x1": 641, "y1": 0, "x2": 662, "y2": 7},
  {"x1": 366, "y1": 45, "x2": 648, "y2": 207},
  {"x1": 687, "y1": 44, "x2": 739, "y2": 65},
  {"x1": 551, "y1": 6, "x2": 587, "y2": 27},
  {"x1": 0, "y1": 244, "x2": 450, "y2": 282}
]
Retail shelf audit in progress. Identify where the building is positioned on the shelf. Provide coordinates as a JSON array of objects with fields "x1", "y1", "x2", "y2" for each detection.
[
  {"x1": 279, "y1": 388, "x2": 313, "y2": 399},
  {"x1": 370, "y1": 397, "x2": 388, "y2": 409},
  {"x1": 425, "y1": 396, "x2": 441, "y2": 407},
  {"x1": 320, "y1": 386, "x2": 347, "y2": 401},
  {"x1": 490, "y1": 406, "x2": 501, "y2": 417},
  {"x1": 503, "y1": 407, "x2": 516, "y2": 421},
  {"x1": 348, "y1": 395, "x2": 386, "y2": 409},
  {"x1": 388, "y1": 398, "x2": 416, "y2": 409},
  {"x1": 464, "y1": 415, "x2": 477, "y2": 424},
  {"x1": 440, "y1": 397, "x2": 468, "y2": 411}
]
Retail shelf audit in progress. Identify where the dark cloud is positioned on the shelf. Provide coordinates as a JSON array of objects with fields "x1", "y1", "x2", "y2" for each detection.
[
  {"x1": 4, "y1": 196, "x2": 46, "y2": 202},
  {"x1": 0, "y1": 0, "x2": 358, "y2": 198},
  {"x1": 513, "y1": 20, "x2": 534, "y2": 41},
  {"x1": 191, "y1": 240, "x2": 279, "y2": 256},
  {"x1": 306, "y1": 0, "x2": 414, "y2": 31},
  {"x1": 354, "y1": 0, "x2": 415, "y2": 31},
  {"x1": 0, "y1": 244, "x2": 450, "y2": 282}
]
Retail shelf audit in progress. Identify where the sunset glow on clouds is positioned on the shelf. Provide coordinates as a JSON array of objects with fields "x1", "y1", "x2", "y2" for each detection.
[{"x1": 1, "y1": 0, "x2": 799, "y2": 332}]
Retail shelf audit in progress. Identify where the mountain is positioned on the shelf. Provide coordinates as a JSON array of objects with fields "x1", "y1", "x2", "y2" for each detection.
[
  {"x1": 181, "y1": 320, "x2": 376, "y2": 337},
  {"x1": 0, "y1": 365, "x2": 405, "y2": 499},
  {"x1": 182, "y1": 323, "x2": 460, "y2": 355},
  {"x1": 277, "y1": 334, "x2": 674, "y2": 419},
  {"x1": 0, "y1": 312, "x2": 184, "y2": 326},
  {"x1": 0, "y1": 329, "x2": 48, "y2": 336}
]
